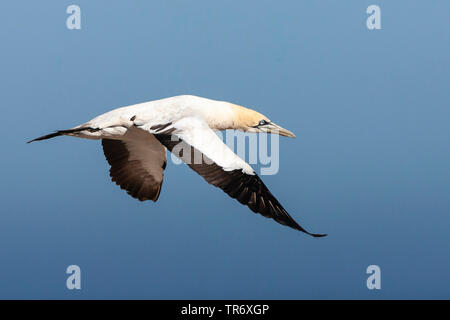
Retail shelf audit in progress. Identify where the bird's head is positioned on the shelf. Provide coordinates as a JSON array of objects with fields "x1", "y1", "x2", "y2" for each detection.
[{"x1": 229, "y1": 104, "x2": 296, "y2": 137}]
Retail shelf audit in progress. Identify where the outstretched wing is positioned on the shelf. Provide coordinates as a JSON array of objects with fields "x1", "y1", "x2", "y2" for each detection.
[
  {"x1": 149, "y1": 117, "x2": 325, "y2": 237},
  {"x1": 102, "y1": 126, "x2": 167, "y2": 202}
]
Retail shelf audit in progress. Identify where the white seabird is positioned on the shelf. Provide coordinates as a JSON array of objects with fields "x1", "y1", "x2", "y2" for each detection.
[{"x1": 28, "y1": 95, "x2": 326, "y2": 237}]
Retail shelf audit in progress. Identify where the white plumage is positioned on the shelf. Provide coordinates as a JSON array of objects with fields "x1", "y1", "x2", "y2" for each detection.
[{"x1": 28, "y1": 95, "x2": 325, "y2": 237}]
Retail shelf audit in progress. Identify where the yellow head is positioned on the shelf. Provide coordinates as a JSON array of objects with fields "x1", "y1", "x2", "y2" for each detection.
[{"x1": 229, "y1": 104, "x2": 296, "y2": 137}]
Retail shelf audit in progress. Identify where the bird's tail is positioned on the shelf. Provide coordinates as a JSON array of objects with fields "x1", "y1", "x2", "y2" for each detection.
[{"x1": 27, "y1": 127, "x2": 100, "y2": 143}]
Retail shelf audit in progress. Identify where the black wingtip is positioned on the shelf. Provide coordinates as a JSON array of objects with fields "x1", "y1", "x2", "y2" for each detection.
[
  {"x1": 309, "y1": 233, "x2": 327, "y2": 238},
  {"x1": 289, "y1": 218, "x2": 327, "y2": 238},
  {"x1": 291, "y1": 226, "x2": 327, "y2": 238}
]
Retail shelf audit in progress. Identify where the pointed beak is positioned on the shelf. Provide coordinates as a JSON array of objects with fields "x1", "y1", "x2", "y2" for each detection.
[{"x1": 262, "y1": 122, "x2": 296, "y2": 138}]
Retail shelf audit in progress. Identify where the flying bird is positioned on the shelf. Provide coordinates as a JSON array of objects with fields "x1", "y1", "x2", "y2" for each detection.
[{"x1": 28, "y1": 95, "x2": 326, "y2": 237}]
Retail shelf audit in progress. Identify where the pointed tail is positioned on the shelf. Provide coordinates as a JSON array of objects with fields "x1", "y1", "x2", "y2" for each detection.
[{"x1": 27, "y1": 127, "x2": 100, "y2": 143}]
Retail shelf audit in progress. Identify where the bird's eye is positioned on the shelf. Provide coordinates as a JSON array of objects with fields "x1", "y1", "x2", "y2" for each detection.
[{"x1": 259, "y1": 119, "x2": 268, "y2": 126}]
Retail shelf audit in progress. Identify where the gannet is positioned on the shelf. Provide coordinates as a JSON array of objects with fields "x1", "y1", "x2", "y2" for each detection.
[{"x1": 28, "y1": 95, "x2": 326, "y2": 237}]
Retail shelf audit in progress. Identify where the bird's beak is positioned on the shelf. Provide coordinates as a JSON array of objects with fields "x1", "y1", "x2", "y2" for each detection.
[{"x1": 260, "y1": 122, "x2": 296, "y2": 138}]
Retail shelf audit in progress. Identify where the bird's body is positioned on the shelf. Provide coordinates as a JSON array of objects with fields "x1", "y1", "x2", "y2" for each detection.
[{"x1": 29, "y1": 95, "x2": 325, "y2": 237}]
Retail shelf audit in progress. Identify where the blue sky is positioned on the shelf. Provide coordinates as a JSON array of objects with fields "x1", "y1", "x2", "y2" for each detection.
[{"x1": 0, "y1": 1, "x2": 449, "y2": 299}]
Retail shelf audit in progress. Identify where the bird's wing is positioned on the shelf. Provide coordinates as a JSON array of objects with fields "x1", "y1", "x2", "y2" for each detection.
[
  {"x1": 148, "y1": 117, "x2": 325, "y2": 237},
  {"x1": 101, "y1": 126, "x2": 166, "y2": 202}
]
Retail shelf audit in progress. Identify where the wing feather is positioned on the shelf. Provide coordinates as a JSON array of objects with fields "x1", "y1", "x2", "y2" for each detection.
[
  {"x1": 151, "y1": 118, "x2": 325, "y2": 237},
  {"x1": 102, "y1": 126, "x2": 167, "y2": 202}
]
